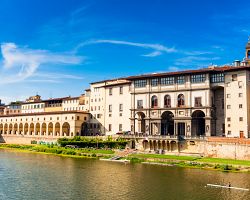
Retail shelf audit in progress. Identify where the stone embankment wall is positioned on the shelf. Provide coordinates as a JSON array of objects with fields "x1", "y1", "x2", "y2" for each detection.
[
  {"x1": 204, "y1": 137, "x2": 250, "y2": 160},
  {"x1": 0, "y1": 135, "x2": 57, "y2": 144},
  {"x1": 134, "y1": 137, "x2": 250, "y2": 160}
]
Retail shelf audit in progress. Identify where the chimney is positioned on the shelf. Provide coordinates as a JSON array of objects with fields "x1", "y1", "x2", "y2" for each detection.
[{"x1": 234, "y1": 60, "x2": 241, "y2": 67}]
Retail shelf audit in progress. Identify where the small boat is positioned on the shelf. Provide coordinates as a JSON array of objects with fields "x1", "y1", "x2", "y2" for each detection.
[{"x1": 206, "y1": 184, "x2": 249, "y2": 191}]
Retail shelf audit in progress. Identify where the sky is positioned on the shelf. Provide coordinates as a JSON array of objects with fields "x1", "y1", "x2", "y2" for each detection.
[{"x1": 0, "y1": 0, "x2": 250, "y2": 103}]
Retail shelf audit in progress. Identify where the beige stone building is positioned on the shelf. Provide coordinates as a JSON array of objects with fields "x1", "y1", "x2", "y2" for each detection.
[
  {"x1": 0, "y1": 111, "x2": 89, "y2": 138},
  {"x1": 1, "y1": 40, "x2": 250, "y2": 142}
]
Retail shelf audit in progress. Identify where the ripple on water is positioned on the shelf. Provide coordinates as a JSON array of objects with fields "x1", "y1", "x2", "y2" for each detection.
[{"x1": 0, "y1": 150, "x2": 250, "y2": 200}]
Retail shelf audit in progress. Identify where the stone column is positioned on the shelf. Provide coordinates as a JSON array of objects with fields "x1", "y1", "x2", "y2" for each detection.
[
  {"x1": 205, "y1": 118, "x2": 211, "y2": 137},
  {"x1": 145, "y1": 119, "x2": 150, "y2": 135},
  {"x1": 46, "y1": 125, "x2": 49, "y2": 137},
  {"x1": 60, "y1": 124, "x2": 63, "y2": 137},
  {"x1": 186, "y1": 120, "x2": 192, "y2": 137},
  {"x1": 52, "y1": 125, "x2": 55, "y2": 137}
]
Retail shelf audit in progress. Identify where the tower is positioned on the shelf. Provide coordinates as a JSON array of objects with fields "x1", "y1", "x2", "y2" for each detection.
[{"x1": 246, "y1": 37, "x2": 250, "y2": 63}]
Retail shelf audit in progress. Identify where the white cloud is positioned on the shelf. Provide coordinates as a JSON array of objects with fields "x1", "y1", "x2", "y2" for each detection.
[
  {"x1": 175, "y1": 56, "x2": 220, "y2": 66},
  {"x1": 75, "y1": 39, "x2": 176, "y2": 57},
  {"x1": 0, "y1": 43, "x2": 83, "y2": 84},
  {"x1": 142, "y1": 51, "x2": 162, "y2": 57}
]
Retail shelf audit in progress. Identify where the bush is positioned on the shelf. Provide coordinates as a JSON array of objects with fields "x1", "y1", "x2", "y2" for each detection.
[{"x1": 58, "y1": 138, "x2": 127, "y2": 149}]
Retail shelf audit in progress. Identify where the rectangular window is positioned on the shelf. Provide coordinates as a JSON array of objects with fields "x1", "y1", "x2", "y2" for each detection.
[
  {"x1": 151, "y1": 78, "x2": 158, "y2": 87},
  {"x1": 109, "y1": 88, "x2": 112, "y2": 95},
  {"x1": 119, "y1": 124, "x2": 122, "y2": 131},
  {"x1": 160, "y1": 77, "x2": 174, "y2": 85},
  {"x1": 239, "y1": 93, "x2": 243, "y2": 97},
  {"x1": 228, "y1": 124, "x2": 230, "y2": 127},
  {"x1": 228, "y1": 131, "x2": 231, "y2": 135},
  {"x1": 119, "y1": 86, "x2": 123, "y2": 94},
  {"x1": 176, "y1": 76, "x2": 185, "y2": 84},
  {"x1": 137, "y1": 100, "x2": 143, "y2": 109},
  {"x1": 109, "y1": 105, "x2": 112, "y2": 112},
  {"x1": 191, "y1": 74, "x2": 206, "y2": 83},
  {"x1": 109, "y1": 124, "x2": 112, "y2": 131},
  {"x1": 134, "y1": 80, "x2": 147, "y2": 88},
  {"x1": 194, "y1": 97, "x2": 202, "y2": 107},
  {"x1": 210, "y1": 73, "x2": 224, "y2": 83},
  {"x1": 238, "y1": 81, "x2": 243, "y2": 88},
  {"x1": 232, "y1": 74, "x2": 237, "y2": 81},
  {"x1": 97, "y1": 114, "x2": 101, "y2": 118},
  {"x1": 227, "y1": 105, "x2": 231, "y2": 109},
  {"x1": 239, "y1": 104, "x2": 243, "y2": 108},
  {"x1": 227, "y1": 117, "x2": 231, "y2": 122},
  {"x1": 119, "y1": 104, "x2": 123, "y2": 112},
  {"x1": 239, "y1": 117, "x2": 243, "y2": 121},
  {"x1": 226, "y1": 94, "x2": 231, "y2": 98}
]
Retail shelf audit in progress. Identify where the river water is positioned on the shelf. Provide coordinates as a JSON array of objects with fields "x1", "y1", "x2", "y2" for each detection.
[{"x1": 0, "y1": 150, "x2": 249, "y2": 200}]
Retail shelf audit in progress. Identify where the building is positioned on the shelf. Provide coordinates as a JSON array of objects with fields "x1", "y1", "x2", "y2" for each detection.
[
  {"x1": 87, "y1": 40, "x2": 250, "y2": 138},
  {"x1": 1, "y1": 40, "x2": 250, "y2": 142}
]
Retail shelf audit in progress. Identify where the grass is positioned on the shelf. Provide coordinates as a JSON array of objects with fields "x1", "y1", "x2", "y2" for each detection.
[
  {"x1": 129, "y1": 154, "x2": 197, "y2": 161},
  {"x1": 198, "y1": 157, "x2": 250, "y2": 166},
  {"x1": 129, "y1": 153, "x2": 250, "y2": 166},
  {"x1": 0, "y1": 144, "x2": 115, "y2": 158}
]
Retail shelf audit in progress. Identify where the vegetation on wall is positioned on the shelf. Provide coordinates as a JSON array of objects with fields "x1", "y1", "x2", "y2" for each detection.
[{"x1": 57, "y1": 136, "x2": 128, "y2": 149}]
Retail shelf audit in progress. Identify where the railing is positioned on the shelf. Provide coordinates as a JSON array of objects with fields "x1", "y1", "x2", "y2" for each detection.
[{"x1": 120, "y1": 133, "x2": 206, "y2": 140}]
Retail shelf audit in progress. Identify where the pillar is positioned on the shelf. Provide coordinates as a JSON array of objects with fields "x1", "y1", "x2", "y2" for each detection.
[{"x1": 205, "y1": 118, "x2": 211, "y2": 137}]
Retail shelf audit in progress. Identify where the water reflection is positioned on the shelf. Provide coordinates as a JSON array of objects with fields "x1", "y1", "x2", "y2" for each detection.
[{"x1": 0, "y1": 149, "x2": 249, "y2": 200}]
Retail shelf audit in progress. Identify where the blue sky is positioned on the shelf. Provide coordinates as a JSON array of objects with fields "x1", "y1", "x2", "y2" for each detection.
[{"x1": 0, "y1": 0, "x2": 249, "y2": 103}]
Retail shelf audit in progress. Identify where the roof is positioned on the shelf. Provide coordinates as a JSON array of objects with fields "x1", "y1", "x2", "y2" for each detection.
[
  {"x1": 42, "y1": 96, "x2": 69, "y2": 102},
  {"x1": 125, "y1": 65, "x2": 250, "y2": 80},
  {"x1": 0, "y1": 110, "x2": 89, "y2": 118},
  {"x1": 90, "y1": 65, "x2": 250, "y2": 83}
]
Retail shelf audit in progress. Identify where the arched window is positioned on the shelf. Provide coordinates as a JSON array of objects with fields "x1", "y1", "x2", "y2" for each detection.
[
  {"x1": 177, "y1": 94, "x2": 185, "y2": 107},
  {"x1": 151, "y1": 95, "x2": 158, "y2": 108},
  {"x1": 164, "y1": 95, "x2": 171, "y2": 108}
]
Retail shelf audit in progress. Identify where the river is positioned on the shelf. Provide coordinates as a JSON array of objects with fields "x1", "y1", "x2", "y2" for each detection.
[{"x1": 0, "y1": 149, "x2": 249, "y2": 200}]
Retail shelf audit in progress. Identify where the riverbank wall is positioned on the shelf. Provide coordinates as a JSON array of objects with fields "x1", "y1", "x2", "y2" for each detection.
[
  {"x1": 0, "y1": 135, "x2": 57, "y2": 144},
  {"x1": 1, "y1": 134, "x2": 250, "y2": 160},
  {"x1": 132, "y1": 137, "x2": 250, "y2": 160}
]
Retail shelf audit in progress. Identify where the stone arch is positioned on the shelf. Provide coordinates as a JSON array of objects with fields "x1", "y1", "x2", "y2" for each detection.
[
  {"x1": 4, "y1": 124, "x2": 8, "y2": 134},
  {"x1": 162, "y1": 140, "x2": 166, "y2": 150},
  {"x1": 55, "y1": 122, "x2": 60, "y2": 136},
  {"x1": 24, "y1": 123, "x2": 29, "y2": 135},
  {"x1": 19, "y1": 123, "x2": 23, "y2": 134},
  {"x1": 62, "y1": 122, "x2": 70, "y2": 136},
  {"x1": 164, "y1": 95, "x2": 171, "y2": 108},
  {"x1": 80, "y1": 122, "x2": 88, "y2": 136},
  {"x1": 29, "y1": 123, "x2": 34, "y2": 135},
  {"x1": 149, "y1": 140, "x2": 153, "y2": 150},
  {"x1": 177, "y1": 94, "x2": 185, "y2": 107},
  {"x1": 161, "y1": 111, "x2": 174, "y2": 135},
  {"x1": 135, "y1": 112, "x2": 146, "y2": 133},
  {"x1": 9, "y1": 123, "x2": 13, "y2": 134},
  {"x1": 170, "y1": 141, "x2": 177, "y2": 151},
  {"x1": 35, "y1": 123, "x2": 40, "y2": 135},
  {"x1": 14, "y1": 123, "x2": 18, "y2": 135},
  {"x1": 153, "y1": 140, "x2": 157, "y2": 151},
  {"x1": 142, "y1": 140, "x2": 149, "y2": 150},
  {"x1": 48, "y1": 122, "x2": 53, "y2": 136},
  {"x1": 41, "y1": 123, "x2": 46, "y2": 136},
  {"x1": 191, "y1": 110, "x2": 205, "y2": 136},
  {"x1": 0, "y1": 124, "x2": 3, "y2": 134},
  {"x1": 151, "y1": 95, "x2": 158, "y2": 108}
]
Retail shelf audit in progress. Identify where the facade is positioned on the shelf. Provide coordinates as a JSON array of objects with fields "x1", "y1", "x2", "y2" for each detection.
[
  {"x1": 0, "y1": 111, "x2": 89, "y2": 137},
  {"x1": 1, "y1": 40, "x2": 250, "y2": 141}
]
